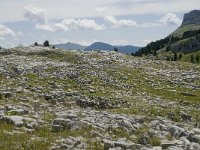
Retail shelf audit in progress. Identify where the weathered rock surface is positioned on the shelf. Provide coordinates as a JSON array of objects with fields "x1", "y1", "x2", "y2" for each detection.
[{"x1": 0, "y1": 47, "x2": 199, "y2": 149}]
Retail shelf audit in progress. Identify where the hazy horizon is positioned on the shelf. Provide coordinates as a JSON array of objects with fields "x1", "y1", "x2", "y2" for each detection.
[{"x1": 0, "y1": 0, "x2": 200, "y2": 48}]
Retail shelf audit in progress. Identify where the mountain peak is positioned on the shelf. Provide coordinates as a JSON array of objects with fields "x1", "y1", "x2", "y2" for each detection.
[
  {"x1": 84, "y1": 42, "x2": 140, "y2": 54},
  {"x1": 181, "y1": 10, "x2": 200, "y2": 26},
  {"x1": 55, "y1": 42, "x2": 87, "y2": 50},
  {"x1": 84, "y1": 42, "x2": 113, "y2": 51}
]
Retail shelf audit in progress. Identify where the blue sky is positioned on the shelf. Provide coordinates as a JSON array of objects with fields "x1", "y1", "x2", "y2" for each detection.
[{"x1": 0, "y1": 0, "x2": 200, "y2": 48}]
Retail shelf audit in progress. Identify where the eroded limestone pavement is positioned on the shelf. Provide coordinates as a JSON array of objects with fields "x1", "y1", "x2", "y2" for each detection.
[{"x1": 0, "y1": 46, "x2": 200, "y2": 150}]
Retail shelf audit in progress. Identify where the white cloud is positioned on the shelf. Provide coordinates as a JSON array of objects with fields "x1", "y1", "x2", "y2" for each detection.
[
  {"x1": 160, "y1": 13, "x2": 182, "y2": 26},
  {"x1": 23, "y1": 5, "x2": 105, "y2": 32},
  {"x1": 54, "y1": 19, "x2": 105, "y2": 31},
  {"x1": 0, "y1": 24, "x2": 23, "y2": 45},
  {"x1": 95, "y1": 6, "x2": 107, "y2": 13},
  {"x1": 139, "y1": 13, "x2": 182, "y2": 28},
  {"x1": 140, "y1": 23, "x2": 161, "y2": 28},
  {"x1": 53, "y1": 19, "x2": 76, "y2": 31},
  {"x1": 104, "y1": 16, "x2": 162, "y2": 29},
  {"x1": 23, "y1": 5, "x2": 55, "y2": 32},
  {"x1": 51, "y1": 19, "x2": 105, "y2": 32},
  {"x1": 23, "y1": 5, "x2": 47, "y2": 24},
  {"x1": 0, "y1": 24, "x2": 16, "y2": 37},
  {"x1": 36, "y1": 24, "x2": 54, "y2": 32},
  {"x1": 0, "y1": 0, "x2": 200, "y2": 22},
  {"x1": 0, "y1": 37, "x2": 5, "y2": 41},
  {"x1": 16, "y1": 31, "x2": 24, "y2": 37},
  {"x1": 104, "y1": 16, "x2": 138, "y2": 28},
  {"x1": 105, "y1": 13, "x2": 181, "y2": 29},
  {"x1": 78, "y1": 19, "x2": 105, "y2": 30},
  {"x1": 22, "y1": 5, "x2": 181, "y2": 32}
]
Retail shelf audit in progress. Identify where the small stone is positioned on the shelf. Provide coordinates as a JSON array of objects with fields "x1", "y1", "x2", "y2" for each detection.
[
  {"x1": 60, "y1": 114, "x2": 78, "y2": 120},
  {"x1": 153, "y1": 146, "x2": 162, "y2": 150},
  {"x1": 167, "y1": 146, "x2": 184, "y2": 150},
  {"x1": 60, "y1": 144, "x2": 68, "y2": 149},
  {"x1": 168, "y1": 125, "x2": 186, "y2": 138},
  {"x1": 129, "y1": 135, "x2": 137, "y2": 141},
  {"x1": 0, "y1": 110, "x2": 4, "y2": 117},
  {"x1": 1, "y1": 116, "x2": 24, "y2": 127},
  {"x1": 103, "y1": 139, "x2": 115, "y2": 150},
  {"x1": 3, "y1": 92, "x2": 12, "y2": 98},
  {"x1": 108, "y1": 148, "x2": 122, "y2": 150},
  {"x1": 33, "y1": 101, "x2": 40, "y2": 112},
  {"x1": 138, "y1": 136, "x2": 149, "y2": 145},
  {"x1": 180, "y1": 112, "x2": 191, "y2": 122},
  {"x1": 161, "y1": 140, "x2": 176, "y2": 149},
  {"x1": 180, "y1": 137, "x2": 190, "y2": 146},
  {"x1": 190, "y1": 142, "x2": 200, "y2": 150},
  {"x1": 114, "y1": 141, "x2": 135, "y2": 149},
  {"x1": 191, "y1": 135, "x2": 200, "y2": 144}
]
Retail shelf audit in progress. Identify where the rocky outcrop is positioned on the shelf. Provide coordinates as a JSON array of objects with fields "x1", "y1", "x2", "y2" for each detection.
[
  {"x1": 181, "y1": 10, "x2": 200, "y2": 26},
  {"x1": 136, "y1": 10, "x2": 200, "y2": 56}
]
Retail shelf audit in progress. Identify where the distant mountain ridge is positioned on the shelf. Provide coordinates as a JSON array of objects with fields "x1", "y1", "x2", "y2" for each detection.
[
  {"x1": 55, "y1": 42, "x2": 140, "y2": 54},
  {"x1": 84, "y1": 42, "x2": 113, "y2": 51},
  {"x1": 84, "y1": 42, "x2": 140, "y2": 54},
  {"x1": 55, "y1": 42, "x2": 86, "y2": 50}
]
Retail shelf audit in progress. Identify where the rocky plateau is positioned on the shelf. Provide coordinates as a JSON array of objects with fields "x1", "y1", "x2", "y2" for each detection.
[{"x1": 0, "y1": 46, "x2": 199, "y2": 150}]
